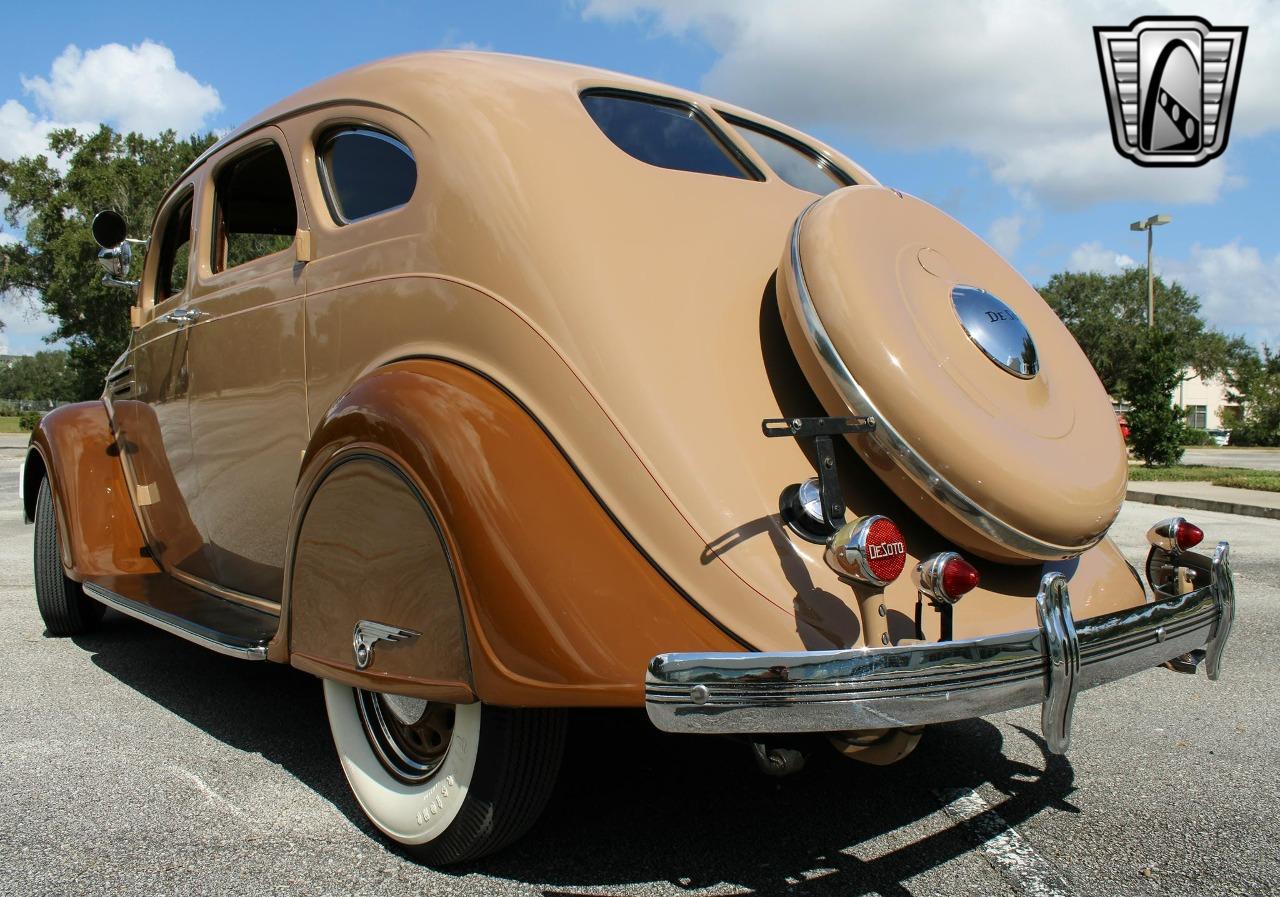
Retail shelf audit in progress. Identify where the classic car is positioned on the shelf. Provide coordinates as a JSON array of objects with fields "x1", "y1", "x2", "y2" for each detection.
[{"x1": 22, "y1": 51, "x2": 1234, "y2": 864}]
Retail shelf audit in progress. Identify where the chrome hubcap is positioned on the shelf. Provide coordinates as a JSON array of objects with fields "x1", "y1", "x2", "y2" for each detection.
[{"x1": 355, "y1": 689, "x2": 456, "y2": 783}]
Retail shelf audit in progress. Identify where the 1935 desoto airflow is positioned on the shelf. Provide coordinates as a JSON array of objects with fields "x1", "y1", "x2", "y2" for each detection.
[{"x1": 22, "y1": 52, "x2": 1235, "y2": 864}]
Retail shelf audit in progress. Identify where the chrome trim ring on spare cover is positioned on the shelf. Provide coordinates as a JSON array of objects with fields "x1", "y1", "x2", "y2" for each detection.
[
  {"x1": 644, "y1": 542, "x2": 1234, "y2": 755},
  {"x1": 784, "y1": 203, "x2": 1094, "y2": 561}
]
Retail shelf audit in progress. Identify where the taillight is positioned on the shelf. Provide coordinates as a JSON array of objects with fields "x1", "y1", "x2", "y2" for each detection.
[
  {"x1": 1176, "y1": 520, "x2": 1204, "y2": 551},
  {"x1": 824, "y1": 515, "x2": 907, "y2": 586},
  {"x1": 913, "y1": 552, "x2": 980, "y2": 605},
  {"x1": 1146, "y1": 516, "x2": 1205, "y2": 553}
]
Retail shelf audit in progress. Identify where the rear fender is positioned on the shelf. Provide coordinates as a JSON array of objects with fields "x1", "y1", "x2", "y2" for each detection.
[{"x1": 275, "y1": 359, "x2": 741, "y2": 706}]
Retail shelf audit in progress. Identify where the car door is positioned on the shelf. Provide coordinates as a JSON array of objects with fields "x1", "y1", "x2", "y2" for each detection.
[
  {"x1": 109, "y1": 182, "x2": 220, "y2": 582},
  {"x1": 181, "y1": 127, "x2": 309, "y2": 605}
]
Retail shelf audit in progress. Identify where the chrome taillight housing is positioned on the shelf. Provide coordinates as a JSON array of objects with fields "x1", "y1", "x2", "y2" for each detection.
[
  {"x1": 913, "y1": 551, "x2": 980, "y2": 605},
  {"x1": 824, "y1": 515, "x2": 907, "y2": 586}
]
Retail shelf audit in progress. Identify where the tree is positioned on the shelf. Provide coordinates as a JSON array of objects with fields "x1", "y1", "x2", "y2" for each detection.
[
  {"x1": 1125, "y1": 328, "x2": 1186, "y2": 466},
  {"x1": 0, "y1": 126, "x2": 216, "y2": 399},
  {"x1": 1039, "y1": 268, "x2": 1230, "y2": 398},
  {"x1": 0, "y1": 350, "x2": 75, "y2": 404},
  {"x1": 1224, "y1": 346, "x2": 1280, "y2": 446}
]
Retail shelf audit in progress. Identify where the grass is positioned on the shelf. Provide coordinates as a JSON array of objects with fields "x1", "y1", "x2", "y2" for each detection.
[
  {"x1": 1128, "y1": 464, "x2": 1280, "y2": 493},
  {"x1": 0, "y1": 416, "x2": 24, "y2": 434}
]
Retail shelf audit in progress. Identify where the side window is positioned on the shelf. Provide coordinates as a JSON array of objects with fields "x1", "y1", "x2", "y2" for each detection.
[
  {"x1": 212, "y1": 142, "x2": 297, "y2": 273},
  {"x1": 318, "y1": 127, "x2": 416, "y2": 224},
  {"x1": 155, "y1": 190, "x2": 194, "y2": 301},
  {"x1": 581, "y1": 90, "x2": 759, "y2": 180},
  {"x1": 722, "y1": 115, "x2": 853, "y2": 196}
]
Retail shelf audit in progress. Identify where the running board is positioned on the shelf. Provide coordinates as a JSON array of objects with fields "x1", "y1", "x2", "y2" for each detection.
[{"x1": 82, "y1": 579, "x2": 275, "y2": 660}]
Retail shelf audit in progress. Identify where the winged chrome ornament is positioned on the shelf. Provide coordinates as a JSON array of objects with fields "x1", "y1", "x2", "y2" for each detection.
[{"x1": 353, "y1": 620, "x2": 420, "y2": 669}]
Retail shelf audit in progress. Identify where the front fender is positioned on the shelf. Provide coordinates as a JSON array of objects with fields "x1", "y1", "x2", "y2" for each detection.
[
  {"x1": 276, "y1": 359, "x2": 741, "y2": 706},
  {"x1": 24, "y1": 402, "x2": 158, "y2": 580}
]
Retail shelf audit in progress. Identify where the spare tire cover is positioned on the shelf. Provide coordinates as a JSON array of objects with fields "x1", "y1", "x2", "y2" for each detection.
[{"x1": 777, "y1": 186, "x2": 1127, "y2": 563}]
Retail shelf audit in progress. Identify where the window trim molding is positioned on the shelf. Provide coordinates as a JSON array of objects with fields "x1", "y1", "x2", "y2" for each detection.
[
  {"x1": 208, "y1": 136, "x2": 299, "y2": 276},
  {"x1": 717, "y1": 111, "x2": 855, "y2": 189},
  {"x1": 579, "y1": 87, "x2": 765, "y2": 182},
  {"x1": 316, "y1": 125, "x2": 417, "y2": 226},
  {"x1": 150, "y1": 185, "x2": 196, "y2": 308}
]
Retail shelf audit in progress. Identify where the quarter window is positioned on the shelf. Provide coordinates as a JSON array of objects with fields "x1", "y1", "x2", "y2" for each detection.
[
  {"x1": 723, "y1": 115, "x2": 853, "y2": 196},
  {"x1": 212, "y1": 142, "x2": 297, "y2": 273},
  {"x1": 318, "y1": 127, "x2": 416, "y2": 224},
  {"x1": 581, "y1": 91, "x2": 757, "y2": 180}
]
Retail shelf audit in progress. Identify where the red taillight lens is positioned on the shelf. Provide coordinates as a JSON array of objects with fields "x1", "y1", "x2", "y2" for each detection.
[
  {"x1": 912, "y1": 551, "x2": 980, "y2": 605},
  {"x1": 941, "y1": 556, "x2": 980, "y2": 600},
  {"x1": 1175, "y1": 520, "x2": 1204, "y2": 551}
]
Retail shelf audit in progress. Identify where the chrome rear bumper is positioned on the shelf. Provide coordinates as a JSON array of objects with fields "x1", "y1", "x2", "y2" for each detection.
[{"x1": 645, "y1": 542, "x2": 1233, "y2": 754}]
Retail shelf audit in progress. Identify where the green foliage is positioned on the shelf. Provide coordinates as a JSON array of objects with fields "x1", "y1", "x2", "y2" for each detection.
[
  {"x1": 1127, "y1": 464, "x2": 1280, "y2": 493},
  {"x1": 0, "y1": 350, "x2": 75, "y2": 403},
  {"x1": 0, "y1": 126, "x2": 217, "y2": 399},
  {"x1": 1124, "y1": 329, "x2": 1185, "y2": 466},
  {"x1": 1224, "y1": 346, "x2": 1280, "y2": 446},
  {"x1": 18, "y1": 410, "x2": 43, "y2": 431},
  {"x1": 1180, "y1": 427, "x2": 1217, "y2": 446},
  {"x1": 1039, "y1": 268, "x2": 1243, "y2": 397}
]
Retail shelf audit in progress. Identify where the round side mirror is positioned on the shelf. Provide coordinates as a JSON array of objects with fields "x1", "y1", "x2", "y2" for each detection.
[{"x1": 91, "y1": 210, "x2": 128, "y2": 249}]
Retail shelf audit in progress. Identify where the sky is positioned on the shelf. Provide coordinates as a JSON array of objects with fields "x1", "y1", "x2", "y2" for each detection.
[{"x1": 1, "y1": 0, "x2": 1277, "y2": 354}]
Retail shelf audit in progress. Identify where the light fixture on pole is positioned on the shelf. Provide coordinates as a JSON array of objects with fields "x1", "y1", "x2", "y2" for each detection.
[{"x1": 1130, "y1": 214, "x2": 1172, "y2": 328}]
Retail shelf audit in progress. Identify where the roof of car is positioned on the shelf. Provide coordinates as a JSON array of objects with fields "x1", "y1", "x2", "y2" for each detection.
[{"x1": 176, "y1": 50, "x2": 863, "y2": 189}]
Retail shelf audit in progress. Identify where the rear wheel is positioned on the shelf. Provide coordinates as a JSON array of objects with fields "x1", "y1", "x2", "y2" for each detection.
[
  {"x1": 323, "y1": 680, "x2": 566, "y2": 865},
  {"x1": 33, "y1": 477, "x2": 103, "y2": 636}
]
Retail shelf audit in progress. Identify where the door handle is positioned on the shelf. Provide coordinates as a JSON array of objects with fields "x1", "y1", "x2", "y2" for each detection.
[{"x1": 158, "y1": 308, "x2": 208, "y2": 327}]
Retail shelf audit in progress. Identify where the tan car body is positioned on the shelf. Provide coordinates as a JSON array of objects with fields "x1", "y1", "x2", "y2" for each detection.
[{"x1": 25, "y1": 51, "x2": 1146, "y2": 707}]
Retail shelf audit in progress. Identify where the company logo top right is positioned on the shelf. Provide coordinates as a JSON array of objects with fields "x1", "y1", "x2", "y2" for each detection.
[{"x1": 1095, "y1": 16, "x2": 1247, "y2": 167}]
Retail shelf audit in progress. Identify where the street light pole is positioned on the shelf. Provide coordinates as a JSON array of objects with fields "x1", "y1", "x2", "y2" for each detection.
[{"x1": 1130, "y1": 214, "x2": 1172, "y2": 328}]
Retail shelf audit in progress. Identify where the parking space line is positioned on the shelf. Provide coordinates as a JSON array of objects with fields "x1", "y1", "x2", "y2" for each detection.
[{"x1": 935, "y1": 787, "x2": 1070, "y2": 897}]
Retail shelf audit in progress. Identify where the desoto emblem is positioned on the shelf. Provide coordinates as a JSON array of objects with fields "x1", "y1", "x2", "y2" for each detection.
[
  {"x1": 1094, "y1": 16, "x2": 1247, "y2": 167},
  {"x1": 867, "y1": 540, "x2": 905, "y2": 560}
]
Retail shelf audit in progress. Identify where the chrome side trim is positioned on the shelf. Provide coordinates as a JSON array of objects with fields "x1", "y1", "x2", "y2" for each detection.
[
  {"x1": 82, "y1": 581, "x2": 268, "y2": 660},
  {"x1": 785, "y1": 205, "x2": 1102, "y2": 560},
  {"x1": 645, "y1": 541, "x2": 1233, "y2": 753}
]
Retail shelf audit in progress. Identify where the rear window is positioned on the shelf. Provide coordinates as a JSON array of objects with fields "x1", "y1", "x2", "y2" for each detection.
[
  {"x1": 724, "y1": 115, "x2": 853, "y2": 196},
  {"x1": 581, "y1": 91, "x2": 757, "y2": 180},
  {"x1": 318, "y1": 127, "x2": 416, "y2": 224}
]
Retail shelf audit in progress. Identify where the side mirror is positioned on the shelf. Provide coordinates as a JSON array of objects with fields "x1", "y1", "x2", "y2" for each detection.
[
  {"x1": 91, "y1": 210, "x2": 142, "y2": 290},
  {"x1": 92, "y1": 210, "x2": 128, "y2": 249}
]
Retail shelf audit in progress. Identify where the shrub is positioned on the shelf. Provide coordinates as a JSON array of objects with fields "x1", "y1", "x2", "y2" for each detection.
[
  {"x1": 18, "y1": 411, "x2": 43, "y2": 432},
  {"x1": 1181, "y1": 428, "x2": 1216, "y2": 446}
]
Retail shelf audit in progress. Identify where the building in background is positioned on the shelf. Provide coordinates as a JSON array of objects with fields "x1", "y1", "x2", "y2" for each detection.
[{"x1": 1174, "y1": 370, "x2": 1239, "y2": 432}]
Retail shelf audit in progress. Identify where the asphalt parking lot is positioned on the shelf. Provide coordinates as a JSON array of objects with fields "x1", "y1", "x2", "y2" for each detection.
[{"x1": 2, "y1": 439, "x2": 1277, "y2": 897}]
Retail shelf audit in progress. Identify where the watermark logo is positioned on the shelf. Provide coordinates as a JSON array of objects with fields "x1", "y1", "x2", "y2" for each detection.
[{"x1": 1094, "y1": 16, "x2": 1247, "y2": 167}]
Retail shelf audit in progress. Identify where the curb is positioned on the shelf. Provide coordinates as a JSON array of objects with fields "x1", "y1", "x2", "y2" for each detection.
[{"x1": 1126, "y1": 489, "x2": 1280, "y2": 522}]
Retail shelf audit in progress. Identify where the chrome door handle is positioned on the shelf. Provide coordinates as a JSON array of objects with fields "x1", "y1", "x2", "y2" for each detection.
[{"x1": 158, "y1": 308, "x2": 208, "y2": 326}]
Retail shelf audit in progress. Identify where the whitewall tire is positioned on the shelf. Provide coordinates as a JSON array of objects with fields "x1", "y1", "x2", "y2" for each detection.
[{"x1": 323, "y1": 680, "x2": 566, "y2": 864}]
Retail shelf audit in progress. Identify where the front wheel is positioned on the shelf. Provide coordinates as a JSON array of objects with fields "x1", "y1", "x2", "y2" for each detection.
[
  {"x1": 33, "y1": 477, "x2": 103, "y2": 636},
  {"x1": 322, "y1": 680, "x2": 566, "y2": 865}
]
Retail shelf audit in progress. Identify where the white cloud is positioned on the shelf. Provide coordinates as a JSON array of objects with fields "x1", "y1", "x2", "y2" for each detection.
[
  {"x1": 1068, "y1": 241, "x2": 1137, "y2": 274},
  {"x1": 582, "y1": 0, "x2": 1280, "y2": 208},
  {"x1": 21, "y1": 41, "x2": 221, "y2": 136},
  {"x1": 1161, "y1": 241, "x2": 1280, "y2": 348},
  {"x1": 987, "y1": 214, "x2": 1024, "y2": 259},
  {"x1": 0, "y1": 41, "x2": 221, "y2": 170}
]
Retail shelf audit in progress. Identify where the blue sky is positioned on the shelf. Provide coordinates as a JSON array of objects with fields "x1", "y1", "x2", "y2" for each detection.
[{"x1": 2, "y1": 0, "x2": 1276, "y2": 354}]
